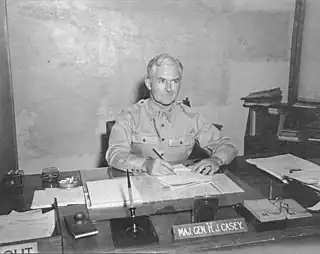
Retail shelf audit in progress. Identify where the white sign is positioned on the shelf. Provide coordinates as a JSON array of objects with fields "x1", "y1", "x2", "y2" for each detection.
[
  {"x1": 172, "y1": 218, "x2": 248, "y2": 240},
  {"x1": 0, "y1": 242, "x2": 38, "y2": 253}
]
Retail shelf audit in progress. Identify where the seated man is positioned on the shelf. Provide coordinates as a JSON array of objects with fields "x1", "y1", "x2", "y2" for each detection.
[{"x1": 106, "y1": 53, "x2": 238, "y2": 176}]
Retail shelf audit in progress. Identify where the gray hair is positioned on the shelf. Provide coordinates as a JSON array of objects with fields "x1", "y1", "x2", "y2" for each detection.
[{"x1": 146, "y1": 53, "x2": 183, "y2": 79}]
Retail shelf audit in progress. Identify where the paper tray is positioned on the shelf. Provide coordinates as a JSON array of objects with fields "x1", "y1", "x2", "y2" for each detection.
[{"x1": 0, "y1": 205, "x2": 63, "y2": 253}]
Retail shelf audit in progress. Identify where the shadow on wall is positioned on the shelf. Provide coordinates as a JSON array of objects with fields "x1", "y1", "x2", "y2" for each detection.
[{"x1": 97, "y1": 79, "x2": 150, "y2": 167}]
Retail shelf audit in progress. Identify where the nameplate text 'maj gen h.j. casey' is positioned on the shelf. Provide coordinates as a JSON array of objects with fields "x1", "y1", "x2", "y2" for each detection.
[{"x1": 172, "y1": 218, "x2": 248, "y2": 241}]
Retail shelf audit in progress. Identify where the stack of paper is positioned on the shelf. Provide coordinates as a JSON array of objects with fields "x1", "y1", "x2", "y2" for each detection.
[
  {"x1": 31, "y1": 187, "x2": 85, "y2": 209},
  {"x1": 86, "y1": 178, "x2": 143, "y2": 208},
  {"x1": 246, "y1": 154, "x2": 320, "y2": 211},
  {"x1": 0, "y1": 209, "x2": 55, "y2": 244},
  {"x1": 246, "y1": 154, "x2": 320, "y2": 182},
  {"x1": 152, "y1": 164, "x2": 212, "y2": 190}
]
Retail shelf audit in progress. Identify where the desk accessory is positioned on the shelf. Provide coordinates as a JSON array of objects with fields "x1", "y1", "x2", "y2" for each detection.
[
  {"x1": 238, "y1": 198, "x2": 311, "y2": 232},
  {"x1": 64, "y1": 211, "x2": 98, "y2": 239},
  {"x1": 192, "y1": 196, "x2": 219, "y2": 223},
  {"x1": 152, "y1": 148, "x2": 164, "y2": 160},
  {"x1": 1, "y1": 169, "x2": 24, "y2": 194},
  {"x1": 58, "y1": 176, "x2": 80, "y2": 189},
  {"x1": 109, "y1": 169, "x2": 158, "y2": 248},
  {"x1": 41, "y1": 167, "x2": 60, "y2": 188},
  {"x1": 172, "y1": 217, "x2": 248, "y2": 241}
]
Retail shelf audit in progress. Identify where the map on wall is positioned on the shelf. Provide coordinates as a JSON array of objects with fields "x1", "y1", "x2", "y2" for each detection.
[{"x1": 8, "y1": 0, "x2": 293, "y2": 173}]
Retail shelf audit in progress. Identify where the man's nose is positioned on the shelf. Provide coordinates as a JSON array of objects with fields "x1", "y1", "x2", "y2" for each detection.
[{"x1": 165, "y1": 80, "x2": 173, "y2": 92}]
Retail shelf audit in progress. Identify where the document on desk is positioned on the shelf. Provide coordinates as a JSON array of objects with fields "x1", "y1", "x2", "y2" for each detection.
[
  {"x1": 152, "y1": 164, "x2": 212, "y2": 190},
  {"x1": 246, "y1": 154, "x2": 320, "y2": 182},
  {"x1": 86, "y1": 178, "x2": 143, "y2": 208},
  {"x1": 31, "y1": 187, "x2": 85, "y2": 209},
  {"x1": 0, "y1": 209, "x2": 55, "y2": 244},
  {"x1": 307, "y1": 201, "x2": 320, "y2": 211}
]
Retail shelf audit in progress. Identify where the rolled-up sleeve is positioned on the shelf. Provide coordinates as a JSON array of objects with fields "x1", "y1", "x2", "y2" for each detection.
[
  {"x1": 196, "y1": 114, "x2": 238, "y2": 165},
  {"x1": 105, "y1": 111, "x2": 146, "y2": 172}
]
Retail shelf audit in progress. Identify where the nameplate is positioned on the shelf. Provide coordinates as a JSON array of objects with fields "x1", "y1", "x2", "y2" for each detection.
[
  {"x1": 172, "y1": 218, "x2": 248, "y2": 241},
  {"x1": 0, "y1": 242, "x2": 38, "y2": 253}
]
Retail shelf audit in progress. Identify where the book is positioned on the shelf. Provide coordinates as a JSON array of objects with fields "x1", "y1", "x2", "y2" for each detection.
[
  {"x1": 241, "y1": 87, "x2": 282, "y2": 101},
  {"x1": 31, "y1": 187, "x2": 85, "y2": 209}
]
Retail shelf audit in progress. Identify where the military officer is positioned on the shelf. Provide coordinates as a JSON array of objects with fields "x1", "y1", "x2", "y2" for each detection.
[{"x1": 106, "y1": 53, "x2": 238, "y2": 176}]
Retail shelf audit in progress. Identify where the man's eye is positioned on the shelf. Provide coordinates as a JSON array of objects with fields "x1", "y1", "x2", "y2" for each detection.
[{"x1": 158, "y1": 79, "x2": 165, "y2": 83}]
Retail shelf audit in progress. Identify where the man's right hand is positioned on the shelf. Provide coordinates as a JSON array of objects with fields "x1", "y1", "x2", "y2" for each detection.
[{"x1": 142, "y1": 158, "x2": 175, "y2": 176}]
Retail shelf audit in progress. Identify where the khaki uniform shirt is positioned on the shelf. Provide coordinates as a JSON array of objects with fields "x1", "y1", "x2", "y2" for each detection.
[{"x1": 106, "y1": 99, "x2": 238, "y2": 173}]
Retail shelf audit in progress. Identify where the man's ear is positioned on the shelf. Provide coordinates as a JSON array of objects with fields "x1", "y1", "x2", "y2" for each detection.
[{"x1": 145, "y1": 78, "x2": 151, "y2": 90}]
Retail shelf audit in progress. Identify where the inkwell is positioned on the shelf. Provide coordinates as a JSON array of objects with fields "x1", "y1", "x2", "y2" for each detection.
[{"x1": 109, "y1": 169, "x2": 158, "y2": 248}]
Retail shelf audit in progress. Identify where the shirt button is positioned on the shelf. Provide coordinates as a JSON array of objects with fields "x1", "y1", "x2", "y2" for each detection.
[
  {"x1": 180, "y1": 141, "x2": 183, "y2": 144},
  {"x1": 161, "y1": 153, "x2": 164, "y2": 157},
  {"x1": 143, "y1": 138, "x2": 146, "y2": 142},
  {"x1": 161, "y1": 124, "x2": 164, "y2": 127},
  {"x1": 161, "y1": 138, "x2": 165, "y2": 141}
]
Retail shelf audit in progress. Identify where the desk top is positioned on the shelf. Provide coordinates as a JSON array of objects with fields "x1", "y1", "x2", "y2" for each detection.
[
  {"x1": 81, "y1": 169, "x2": 245, "y2": 221},
  {"x1": 1, "y1": 157, "x2": 320, "y2": 253}
]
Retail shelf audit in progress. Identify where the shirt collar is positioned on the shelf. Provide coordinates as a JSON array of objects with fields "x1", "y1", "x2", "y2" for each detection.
[{"x1": 146, "y1": 98, "x2": 175, "y2": 121}]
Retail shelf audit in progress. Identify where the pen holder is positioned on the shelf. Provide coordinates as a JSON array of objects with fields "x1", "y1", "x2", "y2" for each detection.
[{"x1": 110, "y1": 206, "x2": 158, "y2": 248}]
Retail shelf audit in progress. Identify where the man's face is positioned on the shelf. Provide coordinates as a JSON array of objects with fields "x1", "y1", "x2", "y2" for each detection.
[{"x1": 146, "y1": 64, "x2": 181, "y2": 107}]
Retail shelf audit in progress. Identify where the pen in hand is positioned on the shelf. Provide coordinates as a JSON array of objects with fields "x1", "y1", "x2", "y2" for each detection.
[
  {"x1": 152, "y1": 148, "x2": 175, "y2": 175},
  {"x1": 152, "y1": 148, "x2": 164, "y2": 160}
]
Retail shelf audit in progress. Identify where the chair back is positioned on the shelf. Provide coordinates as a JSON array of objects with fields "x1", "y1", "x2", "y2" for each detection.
[{"x1": 105, "y1": 120, "x2": 115, "y2": 159}]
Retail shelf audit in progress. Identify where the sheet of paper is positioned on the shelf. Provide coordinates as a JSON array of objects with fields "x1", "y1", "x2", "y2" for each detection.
[
  {"x1": 246, "y1": 154, "x2": 320, "y2": 182},
  {"x1": 86, "y1": 178, "x2": 143, "y2": 208},
  {"x1": 211, "y1": 174, "x2": 244, "y2": 194},
  {"x1": 153, "y1": 164, "x2": 212, "y2": 189},
  {"x1": 307, "y1": 201, "x2": 320, "y2": 211},
  {"x1": 0, "y1": 209, "x2": 55, "y2": 244},
  {"x1": 288, "y1": 170, "x2": 320, "y2": 185},
  {"x1": 31, "y1": 187, "x2": 85, "y2": 209}
]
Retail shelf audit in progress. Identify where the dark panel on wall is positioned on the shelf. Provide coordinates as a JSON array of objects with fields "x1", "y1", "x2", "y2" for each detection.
[{"x1": 0, "y1": 0, "x2": 18, "y2": 183}]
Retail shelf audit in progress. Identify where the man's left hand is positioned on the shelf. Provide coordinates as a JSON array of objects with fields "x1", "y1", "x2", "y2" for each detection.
[{"x1": 190, "y1": 157, "x2": 222, "y2": 176}]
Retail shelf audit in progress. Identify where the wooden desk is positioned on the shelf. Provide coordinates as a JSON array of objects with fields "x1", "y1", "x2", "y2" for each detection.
[
  {"x1": 1, "y1": 157, "x2": 320, "y2": 253},
  {"x1": 81, "y1": 169, "x2": 244, "y2": 221}
]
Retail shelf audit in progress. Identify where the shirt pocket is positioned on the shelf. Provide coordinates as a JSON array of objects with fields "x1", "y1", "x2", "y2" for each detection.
[
  {"x1": 168, "y1": 135, "x2": 195, "y2": 147},
  {"x1": 132, "y1": 133, "x2": 158, "y2": 145}
]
